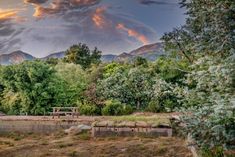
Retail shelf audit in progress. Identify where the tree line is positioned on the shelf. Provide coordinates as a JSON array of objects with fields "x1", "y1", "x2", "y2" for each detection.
[{"x1": 0, "y1": 0, "x2": 234, "y2": 155}]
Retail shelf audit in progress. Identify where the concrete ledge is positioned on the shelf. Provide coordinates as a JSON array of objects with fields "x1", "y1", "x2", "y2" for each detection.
[
  {"x1": 92, "y1": 126, "x2": 172, "y2": 137},
  {"x1": 0, "y1": 120, "x2": 82, "y2": 134}
]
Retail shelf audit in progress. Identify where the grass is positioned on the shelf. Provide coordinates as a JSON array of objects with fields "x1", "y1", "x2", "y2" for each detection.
[
  {"x1": 68, "y1": 151, "x2": 78, "y2": 157},
  {"x1": 110, "y1": 115, "x2": 171, "y2": 126},
  {"x1": 0, "y1": 132, "x2": 193, "y2": 157},
  {"x1": 77, "y1": 132, "x2": 90, "y2": 140},
  {"x1": 58, "y1": 142, "x2": 74, "y2": 148},
  {"x1": 0, "y1": 141, "x2": 14, "y2": 147}
]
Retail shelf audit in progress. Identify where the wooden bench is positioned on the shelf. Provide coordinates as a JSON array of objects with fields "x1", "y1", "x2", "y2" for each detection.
[{"x1": 51, "y1": 107, "x2": 79, "y2": 118}]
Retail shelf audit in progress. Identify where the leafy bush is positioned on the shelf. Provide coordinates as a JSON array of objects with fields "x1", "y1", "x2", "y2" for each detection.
[
  {"x1": 101, "y1": 100, "x2": 133, "y2": 116},
  {"x1": 0, "y1": 61, "x2": 68, "y2": 115},
  {"x1": 146, "y1": 100, "x2": 163, "y2": 113},
  {"x1": 179, "y1": 56, "x2": 235, "y2": 153},
  {"x1": 79, "y1": 103, "x2": 100, "y2": 116},
  {"x1": 150, "y1": 79, "x2": 179, "y2": 112},
  {"x1": 122, "y1": 104, "x2": 134, "y2": 115}
]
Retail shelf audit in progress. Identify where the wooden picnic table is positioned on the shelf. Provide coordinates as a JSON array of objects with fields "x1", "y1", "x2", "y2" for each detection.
[{"x1": 52, "y1": 107, "x2": 79, "y2": 118}]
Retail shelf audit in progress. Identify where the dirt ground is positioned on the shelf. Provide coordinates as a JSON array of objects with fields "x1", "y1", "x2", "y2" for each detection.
[{"x1": 0, "y1": 131, "x2": 192, "y2": 157}]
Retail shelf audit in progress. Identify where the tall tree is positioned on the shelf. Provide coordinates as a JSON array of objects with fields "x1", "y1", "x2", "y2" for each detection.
[
  {"x1": 162, "y1": 0, "x2": 235, "y2": 60},
  {"x1": 0, "y1": 61, "x2": 67, "y2": 115},
  {"x1": 64, "y1": 43, "x2": 102, "y2": 69},
  {"x1": 161, "y1": 0, "x2": 235, "y2": 153}
]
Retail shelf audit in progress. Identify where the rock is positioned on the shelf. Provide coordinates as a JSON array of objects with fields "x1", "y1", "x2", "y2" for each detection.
[
  {"x1": 0, "y1": 111, "x2": 6, "y2": 116},
  {"x1": 115, "y1": 121, "x2": 136, "y2": 127},
  {"x1": 135, "y1": 121, "x2": 149, "y2": 127},
  {"x1": 78, "y1": 124, "x2": 92, "y2": 130},
  {"x1": 65, "y1": 124, "x2": 91, "y2": 134},
  {"x1": 93, "y1": 121, "x2": 110, "y2": 127}
]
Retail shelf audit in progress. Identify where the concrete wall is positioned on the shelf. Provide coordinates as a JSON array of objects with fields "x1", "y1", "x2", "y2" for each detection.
[
  {"x1": 92, "y1": 126, "x2": 172, "y2": 137},
  {"x1": 0, "y1": 120, "x2": 81, "y2": 134}
]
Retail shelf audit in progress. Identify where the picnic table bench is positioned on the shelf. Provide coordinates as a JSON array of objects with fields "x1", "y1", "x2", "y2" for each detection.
[{"x1": 51, "y1": 107, "x2": 79, "y2": 118}]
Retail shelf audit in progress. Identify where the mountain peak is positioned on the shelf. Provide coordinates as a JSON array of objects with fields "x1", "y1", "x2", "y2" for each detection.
[
  {"x1": 0, "y1": 42, "x2": 165, "y2": 65},
  {"x1": 0, "y1": 51, "x2": 35, "y2": 65}
]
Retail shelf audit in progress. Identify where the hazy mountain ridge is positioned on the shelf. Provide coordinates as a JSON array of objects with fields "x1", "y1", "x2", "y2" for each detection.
[
  {"x1": 0, "y1": 51, "x2": 35, "y2": 65},
  {"x1": 0, "y1": 43, "x2": 165, "y2": 65},
  {"x1": 41, "y1": 51, "x2": 66, "y2": 60}
]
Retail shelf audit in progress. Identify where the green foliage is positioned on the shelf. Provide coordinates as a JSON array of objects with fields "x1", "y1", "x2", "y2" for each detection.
[
  {"x1": 98, "y1": 66, "x2": 154, "y2": 110},
  {"x1": 64, "y1": 43, "x2": 101, "y2": 69},
  {"x1": 45, "y1": 58, "x2": 60, "y2": 65},
  {"x1": 162, "y1": 0, "x2": 235, "y2": 60},
  {"x1": 133, "y1": 56, "x2": 148, "y2": 67},
  {"x1": 97, "y1": 66, "x2": 131, "y2": 105},
  {"x1": 148, "y1": 79, "x2": 179, "y2": 112},
  {"x1": 0, "y1": 61, "x2": 67, "y2": 115},
  {"x1": 102, "y1": 62, "x2": 130, "y2": 78},
  {"x1": 179, "y1": 56, "x2": 235, "y2": 150},
  {"x1": 201, "y1": 147, "x2": 224, "y2": 157},
  {"x1": 151, "y1": 57, "x2": 189, "y2": 84},
  {"x1": 55, "y1": 62, "x2": 87, "y2": 104},
  {"x1": 161, "y1": 0, "x2": 235, "y2": 153},
  {"x1": 78, "y1": 102, "x2": 100, "y2": 116},
  {"x1": 101, "y1": 100, "x2": 133, "y2": 116},
  {"x1": 126, "y1": 67, "x2": 154, "y2": 109}
]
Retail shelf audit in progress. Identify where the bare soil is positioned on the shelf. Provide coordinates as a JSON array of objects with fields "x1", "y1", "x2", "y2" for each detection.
[{"x1": 0, "y1": 132, "x2": 192, "y2": 157}]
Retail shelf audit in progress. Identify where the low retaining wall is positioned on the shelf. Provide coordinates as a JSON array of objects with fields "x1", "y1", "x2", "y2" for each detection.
[
  {"x1": 0, "y1": 119, "x2": 82, "y2": 134},
  {"x1": 92, "y1": 121, "x2": 172, "y2": 137},
  {"x1": 92, "y1": 127, "x2": 172, "y2": 137}
]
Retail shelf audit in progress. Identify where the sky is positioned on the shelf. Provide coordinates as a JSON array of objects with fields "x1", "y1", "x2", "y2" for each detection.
[{"x1": 0, "y1": 0, "x2": 186, "y2": 57}]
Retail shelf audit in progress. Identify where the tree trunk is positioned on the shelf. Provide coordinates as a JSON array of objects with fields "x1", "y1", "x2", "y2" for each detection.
[{"x1": 137, "y1": 101, "x2": 140, "y2": 110}]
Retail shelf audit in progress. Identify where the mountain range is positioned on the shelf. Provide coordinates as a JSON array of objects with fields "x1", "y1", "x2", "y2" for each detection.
[{"x1": 0, "y1": 43, "x2": 165, "y2": 65}]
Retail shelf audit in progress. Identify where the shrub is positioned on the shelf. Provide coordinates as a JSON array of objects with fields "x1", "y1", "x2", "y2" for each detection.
[
  {"x1": 179, "y1": 56, "x2": 235, "y2": 153},
  {"x1": 150, "y1": 79, "x2": 179, "y2": 112},
  {"x1": 146, "y1": 100, "x2": 164, "y2": 113},
  {"x1": 79, "y1": 103, "x2": 100, "y2": 116},
  {"x1": 101, "y1": 100, "x2": 133, "y2": 116},
  {"x1": 122, "y1": 104, "x2": 134, "y2": 115}
]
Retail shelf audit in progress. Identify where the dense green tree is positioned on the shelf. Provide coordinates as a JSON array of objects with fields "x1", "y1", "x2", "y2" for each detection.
[
  {"x1": 147, "y1": 79, "x2": 179, "y2": 113},
  {"x1": 0, "y1": 61, "x2": 66, "y2": 115},
  {"x1": 133, "y1": 56, "x2": 148, "y2": 67},
  {"x1": 55, "y1": 62, "x2": 88, "y2": 104},
  {"x1": 126, "y1": 67, "x2": 154, "y2": 109},
  {"x1": 178, "y1": 56, "x2": 235, "y2": 152},
  {"x1": 150, "y1": 57, "x2": 189, "y2": 84},
  {"x1": 98, "y1": 65, "x2": 154, "y2": 110},
  {"x1": 161, "y1": 0, "x2": 235, "y2": 154},
  {"x1": 64, "y1": 43, "x2": 102, "y2": 69},
  {"x1": 45, "y1": 58, "x2": 60, "y2": 65},
  {"x1": 97, "y1": 67, "x2": 131, "y2": 105},
  {"x1": 162, "y1": 0, "x2": 235, "y2": 60},
  {"x1": 83, "y1": 64, "x2": 105, "y2": 106}
]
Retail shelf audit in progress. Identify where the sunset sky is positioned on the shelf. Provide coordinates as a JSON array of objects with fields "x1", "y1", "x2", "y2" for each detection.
[{"x1": 0, "y1": 0, "x2": 186, "y2": 57}]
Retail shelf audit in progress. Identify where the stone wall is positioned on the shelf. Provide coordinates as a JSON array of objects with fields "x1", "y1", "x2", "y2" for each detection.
[
  {"x1": 92, "y1": 121, "x2": 172, "y2": 137},
  {"x1": 0, "y1": 120, "x2": 81, "y2": 134},
  {"x1": 92, "y1": 126, "x2": 172, "y2": 137}
]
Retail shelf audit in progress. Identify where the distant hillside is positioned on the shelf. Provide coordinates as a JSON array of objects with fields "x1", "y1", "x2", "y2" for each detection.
[
  {"x1": 42, "y1": 51, "x2": 65, "y2": 60},
  {"x1": 129, "y1": 42, "x2": 164, "y2": 61},
  {"x1": 0, "y1": 51, "x2": 35, "y2": 65},
  {"x1": 101, "y1": 54, "x2": 117, "y2": 62},
  {"x1": 0, "y1": 43, "x2": 165, "y2": 65},
  {"x1": 102, "y1": 42, "x2": 165, "y2": 62}
]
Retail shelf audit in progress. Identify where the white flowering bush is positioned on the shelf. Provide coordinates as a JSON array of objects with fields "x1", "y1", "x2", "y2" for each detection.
[
  {"x1": 179, "y1": 56, "x2": 235, "y2": 153},
  {"x1": 147, "y1": 79, "x2": 180, "y2": 112}
]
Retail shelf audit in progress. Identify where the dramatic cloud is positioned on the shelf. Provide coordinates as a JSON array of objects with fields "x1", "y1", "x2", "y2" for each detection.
[
  {"x1": 0, "y1": 0, "x2": 186, "y2": 56},
  {"x1": 27, "y1": 0, "x2": 101, "y2": 18},
  {"x1": 138, "y1": 0, "x2": 176, "y2": 6},
  {"x1": 92, "y1": 7, "x2": 106, "y2": 28},
  {"x1": 116, "y1": 23, "x2": 149, "y2": 45},
  {"x1": 24, "y1": 0, "x2": 49, "y2": 4},
  {"x1": 0, "y1": 9, "x2": 19, "y2": 21}
]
